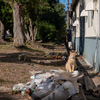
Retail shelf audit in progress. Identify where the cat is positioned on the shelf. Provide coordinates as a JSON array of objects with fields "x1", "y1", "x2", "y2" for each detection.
[{"x1": 65, "y1": 51, "x2": 77, "y2": 73}]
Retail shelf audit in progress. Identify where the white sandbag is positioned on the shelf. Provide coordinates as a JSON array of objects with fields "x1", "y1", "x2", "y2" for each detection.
[
  {"x1": 25, "y1": 79, "x2": 43, "y2": 90},
  {"x1": 35, "y1": 72, "x2": 55, "y2": 79},
  {"x1": 34, "y1": 79, "x2": 43, "y2": 86},
  {"x1": 12, "y1": 83, "x2": 24, "y2": 92}
]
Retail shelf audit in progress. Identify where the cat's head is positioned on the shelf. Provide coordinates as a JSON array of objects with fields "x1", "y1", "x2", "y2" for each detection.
[{"x1": 69, "y1": 50, "x2": 76, "y2": 59}]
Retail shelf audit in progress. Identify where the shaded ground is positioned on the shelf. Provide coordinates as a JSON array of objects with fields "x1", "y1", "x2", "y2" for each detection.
[
  {"x1": 0, "y1": 42, "x2": 67, "y2": 100},
  {"x1": 0, "y1": 42, "x2": 99, "y2": 100}
]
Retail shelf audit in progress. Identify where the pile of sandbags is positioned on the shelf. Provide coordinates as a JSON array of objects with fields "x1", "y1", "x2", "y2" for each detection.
[{"x1": 12, "y1": 69, "x2": 81, "y2": 100}]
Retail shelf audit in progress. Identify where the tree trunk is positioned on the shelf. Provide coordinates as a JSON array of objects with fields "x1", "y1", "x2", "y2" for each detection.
[
  {"x1": 13, "y1": 1, "x2": 24, "y2": 46},
  {"x1": 25, "y1": 23, "x2": 31, "y2": 41},
  {"x1": 20, "y1": 6, "x2": 26, "y2": 42},
  {"x1": 29, "y1": 18, "x2": 37, "y2": 43},
  {"x1": 0, "y1": 20, "x2": 5, "y2": 41},
  {"x1": 25, "y1": 32, "x2": 31, "y2": 41},
  {"x1": 29, "y1": 18, "x2": 34, "y2": 42},
  {"x1": 33, "y1": 26, "x2": 37, "y2": 42}
]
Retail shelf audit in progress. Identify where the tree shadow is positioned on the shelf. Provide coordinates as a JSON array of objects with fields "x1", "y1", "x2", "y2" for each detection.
[
  {"x1": 41, "y1": 44, "x2": 55, "y2": 49},
  {"x1": 16, "y1": 46, "x2": 45, "y2": 54},
  {"x1": 30, "y1": 56, "x2": 53, "y2": 60},
  {"x1": 0, "y1": 52, "x2": 65, "y2": 67},
  {"x1": 0, "y1": 53, "x2": 22, "y2": 63},
  {"x1": 32, "y1": 59, "x2": 65, "y2": 67},
  {"x1": 0, "y1": 52, "x2": 48, "y2": 63},
  {"x1": 0, "y1": 92, "x2": 19, "y2": 100},
  {"x1": 16, "y1": 46, "x2": 43, "y2": 52},
  {"x1": 0, "y1": 42, "x2": 7, "y2": 45}
]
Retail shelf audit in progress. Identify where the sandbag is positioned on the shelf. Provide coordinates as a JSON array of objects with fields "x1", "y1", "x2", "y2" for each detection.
[
  {"x1": 31, "y1": 81, "x2": 55, "y2": 99},
  {"x1": 35, "y1": 72, "x2": 55, "y2": 80},
  {"x1": 41, "y1": 81, "x2": 77, "y2": 100},
  {"x1": 53, "y1": 69, "x2": 71, "y2": 81}
]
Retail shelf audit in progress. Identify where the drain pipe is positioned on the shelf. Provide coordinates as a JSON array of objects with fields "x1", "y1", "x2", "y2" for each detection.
[
  {"x1": 94, "y1": 35, "x2": 98, "y2": 71},
  {"x1": 94, "y1": 1, "x2": 100, "y2": 72}
]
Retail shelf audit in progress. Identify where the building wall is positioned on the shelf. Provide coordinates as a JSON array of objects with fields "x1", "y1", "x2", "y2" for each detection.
[
  {"x1": 71, "y1": 0, "x2": 100, "y2": 72},
  {"x1": 75, "y1": 0, "x2": 99, "y2": 38},
  {"x1": 75, "y1": 2, "x2": 80, "y2": 38},
  {"x1": 76, "y1": 37, "x2": 100, "y2": 71},
  {"x1": 85, "y1": 10, "x2": 99, "y2": 37}
]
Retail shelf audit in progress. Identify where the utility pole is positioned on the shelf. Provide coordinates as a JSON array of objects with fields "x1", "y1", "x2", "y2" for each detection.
[
  {"x1": 67, "y1": 0, "x2": 69, "y2": 30},
  {"x1": 66, "y1": 0, "x2": 70, "y2": 56}
]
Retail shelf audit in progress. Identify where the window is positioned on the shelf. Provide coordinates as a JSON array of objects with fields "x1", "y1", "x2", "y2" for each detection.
[
  {"x1": 91, "y1": 11, "x2": 94, "y2": 26},
  {"x1": 88, "y1": 11, "x2": 94, "y2": 27}
]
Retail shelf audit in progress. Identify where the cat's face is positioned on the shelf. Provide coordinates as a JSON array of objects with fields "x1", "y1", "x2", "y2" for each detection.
[{"x1": 70, "y1": 51, "x2": 76, "y2": 59}]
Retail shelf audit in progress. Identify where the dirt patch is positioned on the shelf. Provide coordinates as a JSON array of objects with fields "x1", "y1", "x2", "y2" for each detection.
[{"x1": 0, "y1": 42, "x2": 66, "y2": 99}]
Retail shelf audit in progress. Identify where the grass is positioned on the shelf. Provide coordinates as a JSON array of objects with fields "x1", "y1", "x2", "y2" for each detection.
[
  {"x1": 0, "y1": 42, "x2": 15, "y2": 50},
  {"x1": 16, "y1": 45, "x2": 45, "y2": 53},
  {"x1": 0, "y1": 42, "x2": 45, "y2": 55},
  {"x1": 21, "y1": 71, "x2": 25, "y2": 73},
  {"x1": 18, "y1": 67, "x2": 22, "y2": 69},
  {"x1": 9, "y1": 68, "x2": 12, "y2": 70},
  {"x1": 35, "y1": 42, "x2": 54, "y2": 46},
  {"x1": 0, "y1": 79, "x2": 14, "y2": 83}
]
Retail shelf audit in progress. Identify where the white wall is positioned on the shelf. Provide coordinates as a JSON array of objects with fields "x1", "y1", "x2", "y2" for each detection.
[
  {"x1": 99, "y1": 0, "x2": 100, "y2": 36},
  {"x1": 75, "y1": 2, "x2": 80, "y2": 38},
  {"x1": 85, "y1": 0, "x2": 99, "y2": 37},
  {"x1": 74, "y1": 0, "x2": 99, "y2": 38}
]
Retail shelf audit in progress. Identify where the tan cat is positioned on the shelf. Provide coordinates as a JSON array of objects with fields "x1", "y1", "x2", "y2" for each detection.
[{"x1": 65, "y1": 51, "x2": 77, "y2": 73}]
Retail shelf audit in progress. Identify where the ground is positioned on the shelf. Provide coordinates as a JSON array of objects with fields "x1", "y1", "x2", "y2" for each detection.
[
  {"x1": 0, "y1": 41, "x2": 67, "y2": 100},
  {"x1": 0, "y1": 42, "x2": 99, "y2": 100}
]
